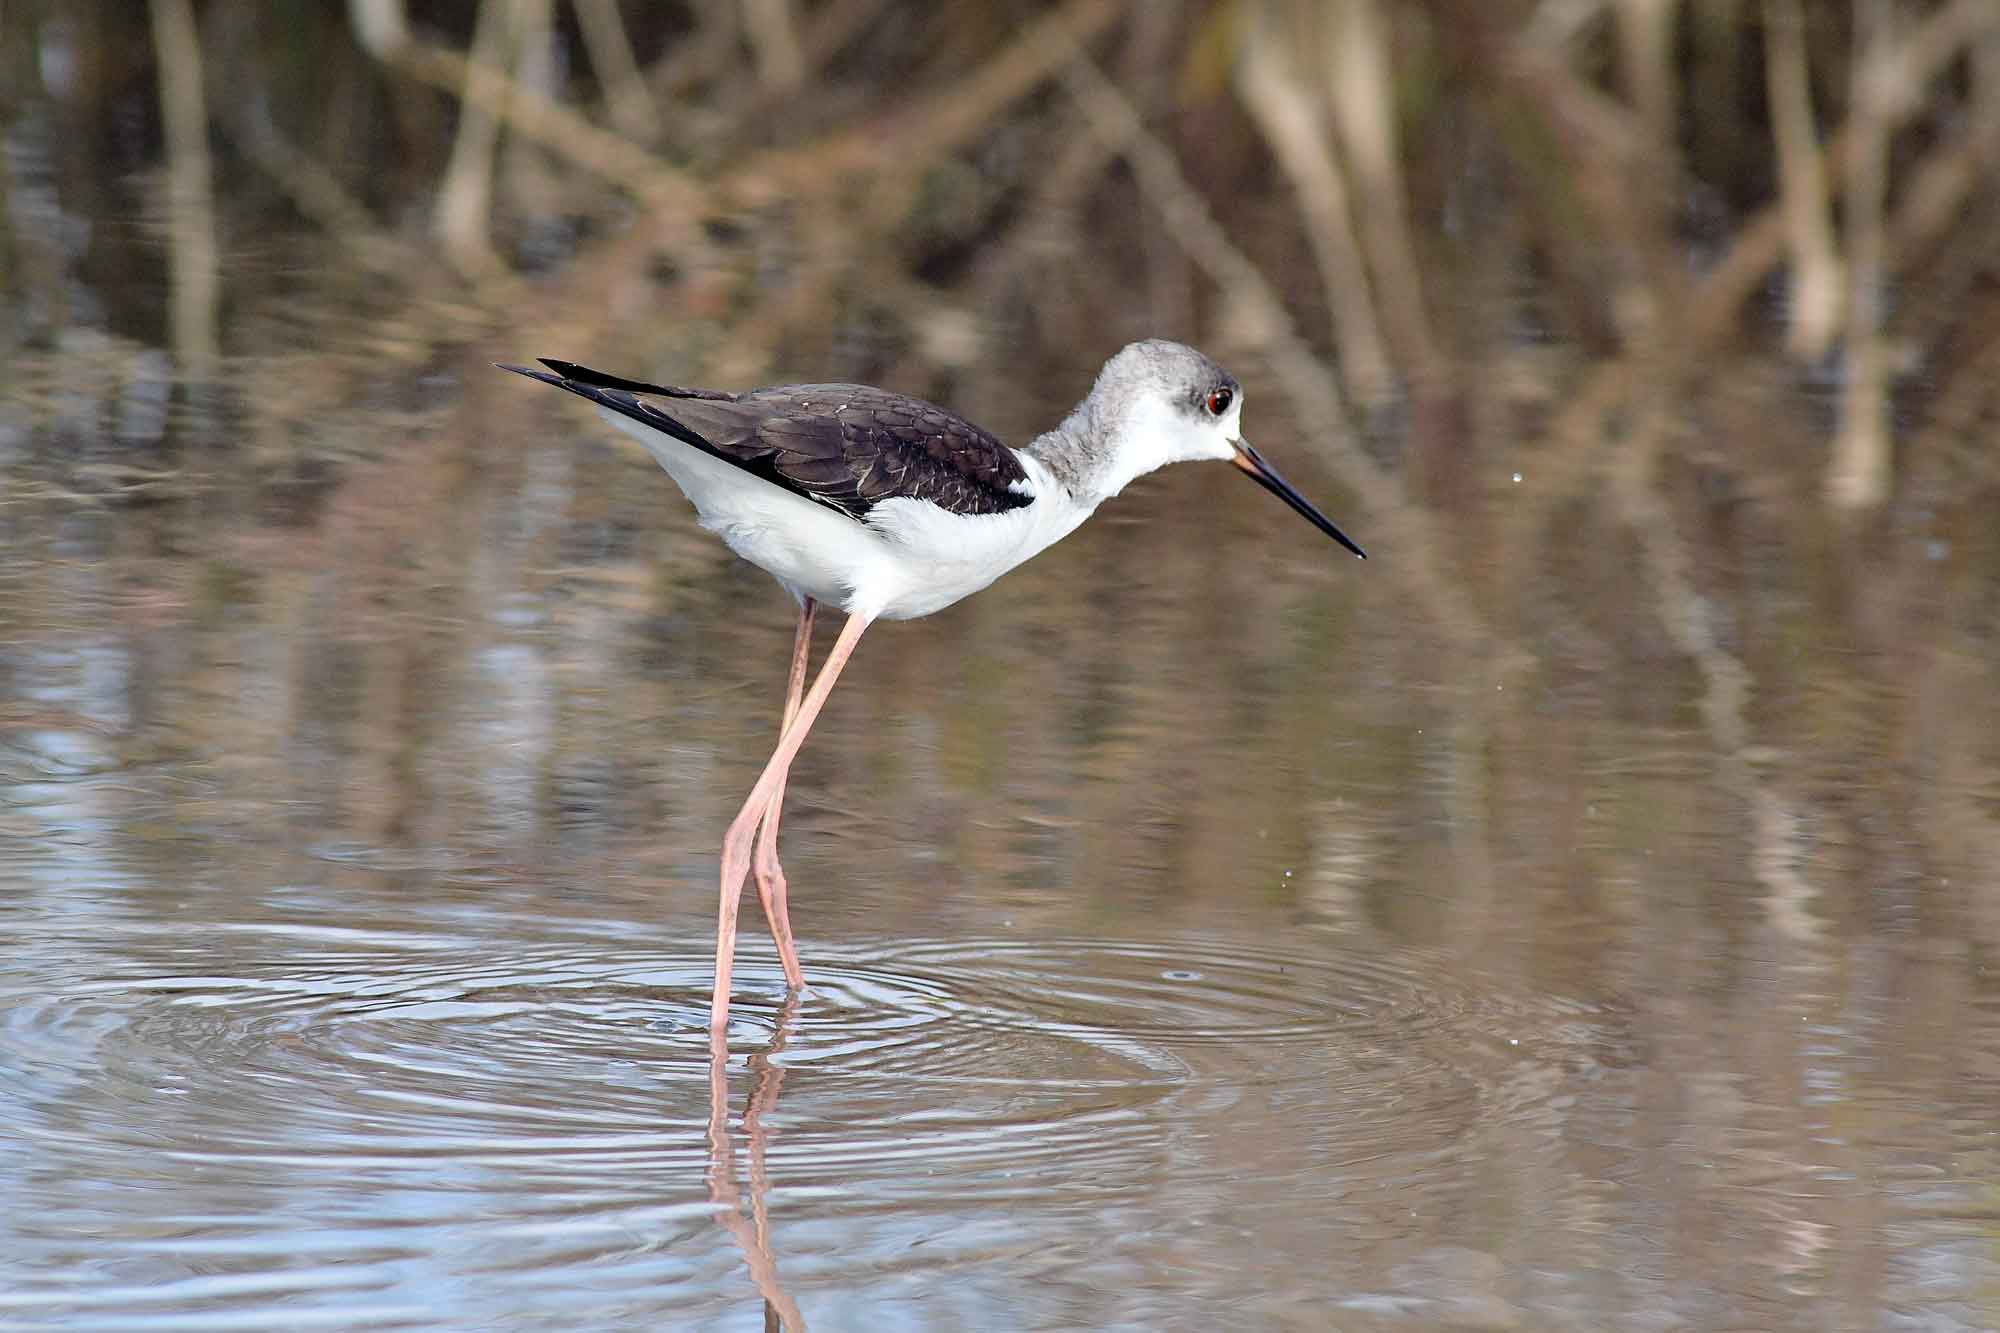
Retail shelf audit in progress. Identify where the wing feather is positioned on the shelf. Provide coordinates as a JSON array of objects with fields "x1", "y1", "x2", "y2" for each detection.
[{"x1": 502, "y1": 363, "x2": 1034, "y2": 522}]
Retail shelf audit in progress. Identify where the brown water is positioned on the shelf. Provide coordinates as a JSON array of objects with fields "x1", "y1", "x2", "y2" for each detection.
[
  {"x1": 8, "y1": 29, "x2": 2000, "y2": 1332},
  {"x1": 6, "y1": 399, "x2": 1999, "y2": 1329}
]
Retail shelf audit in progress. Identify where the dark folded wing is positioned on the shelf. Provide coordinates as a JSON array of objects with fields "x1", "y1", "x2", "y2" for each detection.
[
  {"x1": 724, "y1": 384, "x2": 1033, "y2": 519},
  {"x1": 501, "y1": 362, "x2": 1033, "y2": 521}
]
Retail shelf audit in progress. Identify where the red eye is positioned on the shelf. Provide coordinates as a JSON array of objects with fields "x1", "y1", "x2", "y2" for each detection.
[{"x1": 1206, "y1": 387, "x2": 1234, "y2": 416}]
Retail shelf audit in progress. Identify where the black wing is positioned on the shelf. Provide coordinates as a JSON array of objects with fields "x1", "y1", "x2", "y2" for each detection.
[{"x1": 497, "y1": 360, "x2": 1033, "y2": 521}]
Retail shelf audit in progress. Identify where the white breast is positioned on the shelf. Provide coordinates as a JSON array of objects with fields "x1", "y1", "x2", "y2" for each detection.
[{"x1": 856, "y1": 455, "x2": 1095, "y2": 619}]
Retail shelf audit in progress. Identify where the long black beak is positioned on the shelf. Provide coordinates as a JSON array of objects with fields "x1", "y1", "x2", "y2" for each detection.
[{"x1": 1231, "y1": 441, "x2": 1366, "y2": 559}]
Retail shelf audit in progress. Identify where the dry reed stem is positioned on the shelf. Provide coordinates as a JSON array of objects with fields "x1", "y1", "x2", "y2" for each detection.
[
  {"x1": 1827, "y1": 0, "x2": 1894, "y2": 513},
  {"x1": 1126, "y1": 2, "x2": 1196, "y2": 337},
  {"x1": 679, "y1": 0, "x2": 891, "y2": 132},
  {"x1": 433, "y1": 0, "x2": 524, "y2": 280},
  {"x1": 346, "y1": 0, "x2": 409, "y2": 56},
  {"x1": 1762, "y1": 0, "x2": 1843, "y2": 360},
  {"x1": 1326, "y1": 0, "x2": 1446, "y2": 390},
  {"x1": 1500, "y1": 28, "x2": 1671, "y2": 340},
  {"x1": 224, "y1": 97, "x2": 417, "y2": 280},
  {"x1": 1512, "y1": 0, "x2": 1995, "y2": 549},
  {"x1": 1064, "y1": 56, "x2": 1493, "y2": 658},
  {"x1": 1880, "y1": 0, "x2": 1995, "y2": 105},
  {"x1": 572, "y1": 0, "x2": 659, "y2": 141},
  {"x1": 1235, "y1": 3, "x2": 1393, "y2": 404},
  {"x1": 1538, "y1": 0, "x2": 1995, "y2": 928},
  {"x1": 149, "y1": 0, "x2": 220, "y2": 374},
  {"x1": 351, "y1": 0, "x2": 705, "y2": 214},
  {"x1": 349, "y1": 0, "x2": 1116, "y2": 237},
  {"x1": 439, "y1": 0, "x2": 1122, "y2": 398},
  {"x1": 664, "y1": 0, "x2": 1124, "y2": 383},
  {"x1": 500, "y1": 0, "x2": 561, "y2": 212},
  {"x1": 1887, "y1": 102, "x2": 2000, "y2": 264},
  {"x1": 742, "y1": 0, "x2": 805, "y2": 92},
  {"x1": 1615, "y1": 0, "x2": 1677, "y2": 156},
  {"x1": 734, "y1": 0, "x2": 1122, "y2": 204}
]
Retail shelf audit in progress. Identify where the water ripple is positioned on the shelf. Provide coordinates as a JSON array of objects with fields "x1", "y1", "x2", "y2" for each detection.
[{"x1": 0, "y1": 918, "x2": 1613, "y2": 1326}]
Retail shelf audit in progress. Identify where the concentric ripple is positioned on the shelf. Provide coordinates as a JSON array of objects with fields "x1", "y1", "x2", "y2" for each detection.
[{"x1": 0, "y1": 916, "x2": 1615, "y2": 1327}]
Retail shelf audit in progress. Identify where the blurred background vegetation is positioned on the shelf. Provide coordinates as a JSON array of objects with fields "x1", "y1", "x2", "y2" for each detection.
[
  {"x1": 4, "y1": 0, "x2": 1999, "y2": 896},
  {"x1": 8, "y1": 1, "x2": 2000, "y2": 582}
]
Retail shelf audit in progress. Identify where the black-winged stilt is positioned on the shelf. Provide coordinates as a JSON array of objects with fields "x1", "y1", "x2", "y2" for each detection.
[{"x1": 500, "y1": 340, "x2": 1364, "y2": 1040}]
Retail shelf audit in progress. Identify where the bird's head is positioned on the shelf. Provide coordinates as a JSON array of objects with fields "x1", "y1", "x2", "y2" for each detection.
[{"x1": 1086, "y1": 340, "x2": 1366, "y2": 559}]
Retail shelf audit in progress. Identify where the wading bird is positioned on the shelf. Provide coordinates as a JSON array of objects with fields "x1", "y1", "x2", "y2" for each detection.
[{"x1": 501, "y1": 340, "x2": 1364, "y2": 1040}]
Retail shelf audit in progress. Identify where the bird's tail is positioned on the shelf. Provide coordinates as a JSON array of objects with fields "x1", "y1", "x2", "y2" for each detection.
[{"x1": 495, "y1": 359, "x2": 732, "y2": 457}]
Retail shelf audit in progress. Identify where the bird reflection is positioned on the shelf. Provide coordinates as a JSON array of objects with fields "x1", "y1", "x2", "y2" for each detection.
[{"x1": 707, "y1": 997, "x2": 806, "y2": 1330}]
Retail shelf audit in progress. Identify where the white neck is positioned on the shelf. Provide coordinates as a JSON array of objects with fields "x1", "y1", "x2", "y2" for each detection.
[
  {"x1": 1025, "y1": 390, "x2": 1236, "y2": 506},
  {"x1": 1024, "y1": 402, "x2": 1139, "y2": 505},
  {"x1": 1013, "y1": 451, "x2": 1103, "y2": 550}
]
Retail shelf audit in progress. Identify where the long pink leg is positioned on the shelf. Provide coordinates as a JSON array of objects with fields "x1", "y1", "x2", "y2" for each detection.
[
  {"x1": 711, "y1": 612, "x2": 873, "y2": 1041},
  {"x1": 752, "y1": 597, "x2": 816, "y2": 992}
]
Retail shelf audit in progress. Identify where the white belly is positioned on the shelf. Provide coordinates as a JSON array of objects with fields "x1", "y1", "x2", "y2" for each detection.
[
  {"x1": 599, "y1": 407, "x2": 879, "y2": 607},
  {"x1": 859, "y1": 491, "x2": 1082, "y2": 619}
]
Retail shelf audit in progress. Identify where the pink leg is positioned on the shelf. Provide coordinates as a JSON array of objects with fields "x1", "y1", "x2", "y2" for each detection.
[
  {"x1": 711, "y1": 612, "x2": 873, "y2": 1041},
  {"x1": 752, "y1": 597, "x2": 816, "y2": 992}
]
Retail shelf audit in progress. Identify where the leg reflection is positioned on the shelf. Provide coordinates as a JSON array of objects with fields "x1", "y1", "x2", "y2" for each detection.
[{"x1": 706, "y1": 994, "x2": 806, "y2": 1330}]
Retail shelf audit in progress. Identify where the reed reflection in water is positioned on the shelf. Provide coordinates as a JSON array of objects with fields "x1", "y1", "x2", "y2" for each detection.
[{"x1": 4, "y1": 329, "x2": 2000, "y2": 1328}]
